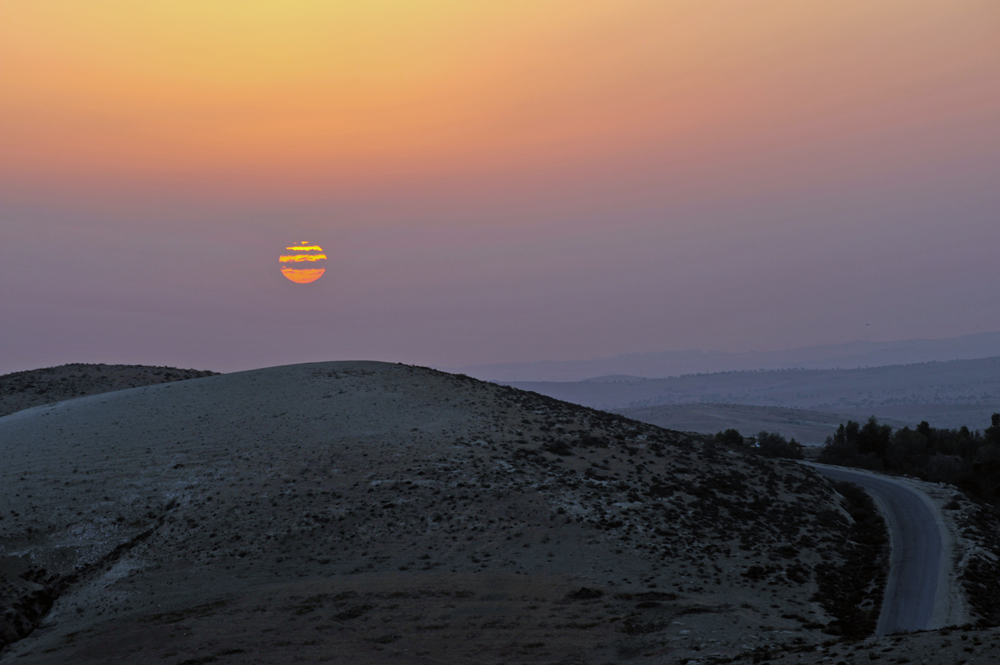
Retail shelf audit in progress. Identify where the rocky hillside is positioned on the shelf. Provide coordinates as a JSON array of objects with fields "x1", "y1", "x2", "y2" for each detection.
[
  {"x1": 0, "y1": 364, "x2": 218, "y2": 418},
  {"x1": 0, "y1": 362, "x2": 893, "y2": 664}
]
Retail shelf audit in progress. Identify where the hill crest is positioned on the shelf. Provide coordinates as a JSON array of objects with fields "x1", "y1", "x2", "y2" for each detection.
[
  {"x1": 0, "y1": 362, "x2": 896, "y2": 662},
  {"x1": 0, "y1": 363, "x2": 218, "y2": 419}
]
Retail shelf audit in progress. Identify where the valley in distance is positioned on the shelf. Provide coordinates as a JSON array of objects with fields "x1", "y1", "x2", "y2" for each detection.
[
  {"x1": 504, "y1": 356, "x2": 1000, "y2": 444},
  {"x1": 2, "y1": 360, "x2": 1000, "y2": 664}
]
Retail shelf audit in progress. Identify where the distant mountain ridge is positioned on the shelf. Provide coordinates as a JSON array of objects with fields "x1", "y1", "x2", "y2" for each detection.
[
  {"x1": 613, "y1": 403, "x2": 914, "y2": 444},
  {"x1": 507, "y1": 355, "x2": 1000, "y2": 431},
  {"x1": 448, "y1": 331, "x2": 1000, "y2": 382}
]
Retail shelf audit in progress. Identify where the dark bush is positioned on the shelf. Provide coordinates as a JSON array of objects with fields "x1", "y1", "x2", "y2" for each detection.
[
  {"x1": 812, "y1": 481, "x2": 889, "y2": 639},
  {"x1": 542, "y1": 441, "x2": 574, "y2": 456},
  {"x1": 755, "y1": 431, "x2": 804, "y2": 460},
  {"x1": 715, "y1": 428, "x2": 745, "y2": 447},
  {"x1": 566, "y1": 587, "x2": 603, "y2": 600}
]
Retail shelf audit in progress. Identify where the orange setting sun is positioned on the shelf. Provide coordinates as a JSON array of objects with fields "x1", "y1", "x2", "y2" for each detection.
[{"x1": 280, "y1": 241, "x2": 327, "y2": 284}]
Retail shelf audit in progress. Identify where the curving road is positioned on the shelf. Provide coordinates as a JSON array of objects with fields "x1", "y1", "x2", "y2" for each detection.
[{"x1": 806, "y1": 463, "x2": 948, "y2": 635}]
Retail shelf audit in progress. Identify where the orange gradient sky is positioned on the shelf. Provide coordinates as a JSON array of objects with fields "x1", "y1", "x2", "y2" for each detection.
[
  {"x1": 1, "y1": 1, "x2": 998, "y2": 373},
  {"x1": 4, "y1": 1, "x2": 996, "y2": 193}
]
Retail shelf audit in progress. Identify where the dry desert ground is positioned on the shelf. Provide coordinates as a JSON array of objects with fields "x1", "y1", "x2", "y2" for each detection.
[{"x1": 1, "y1": 362, "x2": 999, "y2": 664}]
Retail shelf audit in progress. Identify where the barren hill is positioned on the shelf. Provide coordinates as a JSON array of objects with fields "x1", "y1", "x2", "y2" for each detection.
[
  {"x1": 452, "y1": 332, "x2": 1000, "y2": 382},
  {"x1": 0, "y1": 362, "x2": 978, "y2": 663},
  {"x1": 0, "y1": 364, "x2": 218, "y2": 418}
]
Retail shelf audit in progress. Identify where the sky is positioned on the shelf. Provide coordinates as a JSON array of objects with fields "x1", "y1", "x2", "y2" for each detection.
[{"x1": 1, "y1": 1, "x2": 999, "y2": 375}]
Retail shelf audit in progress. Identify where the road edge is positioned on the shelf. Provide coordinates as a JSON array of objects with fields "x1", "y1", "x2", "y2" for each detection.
[{"x1": 803, "y1": 462, "x2": 966, "y2": 632}]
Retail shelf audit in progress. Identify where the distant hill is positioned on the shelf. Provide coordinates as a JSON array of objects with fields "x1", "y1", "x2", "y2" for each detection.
[
  {"x1": 509, "y1": 356, "x2": 1000, "y2": 431},
  {"x1": 0, "y1": 363, "x2": 218, "y2": 418},
  {"x1": 450, "y1": 331, "x2": 1000, "y2": 382},
  {"x1": 614, "y1": 403, "x2": 912, "y2": 445}
]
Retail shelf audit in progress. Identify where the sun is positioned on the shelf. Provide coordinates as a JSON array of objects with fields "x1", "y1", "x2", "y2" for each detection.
[{"x1": 280, "y1": 241, "x2": 327, "y2": 284}]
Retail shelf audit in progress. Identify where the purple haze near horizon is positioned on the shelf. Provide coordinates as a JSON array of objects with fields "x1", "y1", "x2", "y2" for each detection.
[
  {"x1": 3, "y1": 164, "x2": 998, "y2": 377},
  {"x1": 1, "y1": 3, "x2": 999, "y2": 376}
]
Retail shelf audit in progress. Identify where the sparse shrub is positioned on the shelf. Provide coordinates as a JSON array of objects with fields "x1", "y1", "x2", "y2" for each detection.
[
  {"x1": 542, "y1": 441, "x2": 574, "y2": 456},
  {"x1": 578, "y1": 435, "x2": 608, "y2": 448},
  {"x1": 566, "y1": 587, "x2": 603, "y2": 600},
  {"x1": 334, "y1": 604, "x2": 374, "y2": 621},
  {"x1": 742, "y1": 565, "x2": 772, "y2": 581}
]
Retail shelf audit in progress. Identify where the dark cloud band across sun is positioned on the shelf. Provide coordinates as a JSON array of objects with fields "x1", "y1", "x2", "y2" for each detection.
[{"x1": 280, "y1": 241, "x2": 327, "y2": 284}]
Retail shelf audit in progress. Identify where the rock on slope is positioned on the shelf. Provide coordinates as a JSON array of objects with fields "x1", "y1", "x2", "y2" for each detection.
[
  {"x1": 1, "y1": 362, "x2": 884, "y2": 664},
  {"x1": 0, "y1": 364, "x2": 218, "y2": 419}
]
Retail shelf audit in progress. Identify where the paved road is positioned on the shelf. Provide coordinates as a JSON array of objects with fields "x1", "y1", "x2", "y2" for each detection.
[{"x1": 807, "y1": 464, "x2": 945, "y2": 635}]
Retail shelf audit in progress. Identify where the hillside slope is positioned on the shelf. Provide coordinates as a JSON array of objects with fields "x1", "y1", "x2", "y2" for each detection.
[
  {"x1": 1, "y1": 362, "x2": 889, "y2": 663},
  {"x1": 0, "y1": 364, "x2": 217, "y2": 418}
]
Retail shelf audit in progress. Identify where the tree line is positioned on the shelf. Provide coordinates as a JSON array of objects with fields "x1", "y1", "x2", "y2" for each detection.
[
  {"x1": 715, "y1": 414, "x2": 1000, "y2": 503},
  {"x1": 816, "y1": 413, "x2": 1000, "y2": 502}
]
